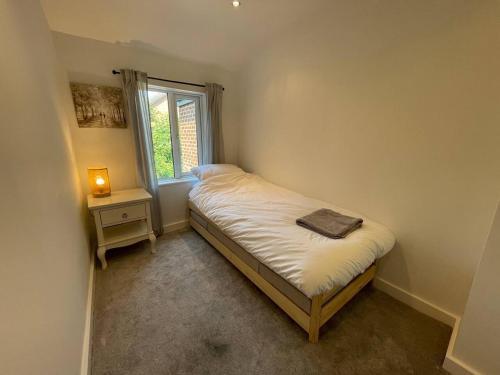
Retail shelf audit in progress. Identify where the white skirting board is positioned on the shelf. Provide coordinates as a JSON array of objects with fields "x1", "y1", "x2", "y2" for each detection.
[
  {"x1": 81, "y1": 251, "x2": 95, "y2": 375},
  {"x1": 373, "y1": 277, "x2": 481, "y2": 375},
  {"x1": 373, "y1": 277, "x2": 457, "y2": 326},
  {"x1": 442, "y1": 318, "x2": 480, "y2": 375},
  {"x1": 443, "y1": 357, "x2": 479, "y2": 375},
  {"x1": 163, "y1": 219, "x2": 189, "y2": 233}
]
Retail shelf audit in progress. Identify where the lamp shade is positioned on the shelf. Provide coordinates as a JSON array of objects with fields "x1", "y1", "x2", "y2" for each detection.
[{"x1": 88, "y1": 167, "x2": 111, "y2": 197}]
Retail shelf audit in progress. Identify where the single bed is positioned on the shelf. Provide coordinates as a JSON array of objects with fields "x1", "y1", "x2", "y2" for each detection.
[{"x1": 188, "y1": 166, "x2": 395, "y2": 343}]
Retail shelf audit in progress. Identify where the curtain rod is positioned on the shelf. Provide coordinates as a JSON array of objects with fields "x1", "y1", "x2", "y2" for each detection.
[{"x1": 112, "y1": 70, "x2": 224, "y2": 91}]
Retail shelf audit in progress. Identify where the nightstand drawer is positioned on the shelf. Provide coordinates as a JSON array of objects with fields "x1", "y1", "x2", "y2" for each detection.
[{"x1": 100, "y1": 203, "x2": 146, "y2": 227}]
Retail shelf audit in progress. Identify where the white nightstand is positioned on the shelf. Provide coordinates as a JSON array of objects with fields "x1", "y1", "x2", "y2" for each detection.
[{"x1": 88, "y1": 188, "x2": 156, "y2": 269}]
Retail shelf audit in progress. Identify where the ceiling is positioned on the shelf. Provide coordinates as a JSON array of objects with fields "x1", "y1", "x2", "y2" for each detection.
[{"x1": 41, "y1": 0, "x2": 329, "y2": 71}]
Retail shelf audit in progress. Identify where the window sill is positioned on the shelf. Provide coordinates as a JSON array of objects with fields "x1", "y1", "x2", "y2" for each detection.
[{"x1": 158, "y1": 176, "x2": 198, "y2": 187}]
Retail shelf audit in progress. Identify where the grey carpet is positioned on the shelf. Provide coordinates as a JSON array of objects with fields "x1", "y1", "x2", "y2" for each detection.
[{"x1": 91, "y1": 229, "x2": 451, "y2": 375}]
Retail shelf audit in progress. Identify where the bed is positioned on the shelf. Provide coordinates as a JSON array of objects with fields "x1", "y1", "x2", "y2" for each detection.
[{"x1": 188, "y1": 166, "x2": 395, "y2": 343}]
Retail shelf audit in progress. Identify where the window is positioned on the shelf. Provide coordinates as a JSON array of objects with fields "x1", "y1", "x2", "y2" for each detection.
[{"x1": 148, "y1": 84, "x2": 206, "y2": 181}]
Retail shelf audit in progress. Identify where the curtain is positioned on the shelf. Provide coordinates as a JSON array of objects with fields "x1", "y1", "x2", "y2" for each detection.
[
  {"x1": 202, "y1": 83, "x2": 224, "y2": 164},
  {"x1": 120, "y1": 69, "x2": 163, "y2": 236}
]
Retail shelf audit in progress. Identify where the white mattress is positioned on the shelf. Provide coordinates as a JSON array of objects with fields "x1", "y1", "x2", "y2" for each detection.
[{"x1": 189, "y1": 172, "x2": 395, "y2": 297}]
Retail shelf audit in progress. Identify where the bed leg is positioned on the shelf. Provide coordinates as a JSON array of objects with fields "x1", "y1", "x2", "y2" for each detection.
[{"x1": 308, "y1": 295, "x2": 322, "y2": 343}]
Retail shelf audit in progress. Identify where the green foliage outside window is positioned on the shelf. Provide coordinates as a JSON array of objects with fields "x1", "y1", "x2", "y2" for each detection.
[{"x1": 150, "y1": 106, "x2": 174, "y2": 179}]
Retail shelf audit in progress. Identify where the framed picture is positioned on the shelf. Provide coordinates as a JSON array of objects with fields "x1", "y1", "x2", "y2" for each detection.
[{"x1": 70, "y1": 82, "x2": 127, "y2": 128}]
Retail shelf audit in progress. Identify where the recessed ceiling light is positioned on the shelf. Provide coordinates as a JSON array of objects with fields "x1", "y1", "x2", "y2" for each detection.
[{"x1": 232, "y1": 1, "x2": 241, "y2": 7}]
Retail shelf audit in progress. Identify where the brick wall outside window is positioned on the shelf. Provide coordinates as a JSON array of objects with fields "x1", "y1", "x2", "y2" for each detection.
[{"x1": 177, "y1": 101, "x2": 199, "y2": 173}]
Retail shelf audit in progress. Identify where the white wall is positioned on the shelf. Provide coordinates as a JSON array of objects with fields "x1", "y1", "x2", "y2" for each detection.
[
  {"x1": 52, "y1": 32, "x2": 239, "y2": 227},
  {"x1": 236, "y1": 0, "x2": 500, "y2": 315},
  {"x1": 450, "y1": 202, "x2": 500, "y2": 374},
  {"x1": 158, "y1": 180, "x2": 195, "y2": 228},
  {"x1": 0, "y1": 1, "x2": 90, "y2": 374}
]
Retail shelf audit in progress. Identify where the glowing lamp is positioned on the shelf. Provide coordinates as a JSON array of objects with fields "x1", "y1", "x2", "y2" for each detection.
[{"x1": 88, "y1": 167, "x2": 111, "y2": 198}]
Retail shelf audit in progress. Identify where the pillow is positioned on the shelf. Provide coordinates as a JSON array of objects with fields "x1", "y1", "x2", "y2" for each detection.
[{"x1": 191, "y1": 164, "x2": 243, "y2": 180}]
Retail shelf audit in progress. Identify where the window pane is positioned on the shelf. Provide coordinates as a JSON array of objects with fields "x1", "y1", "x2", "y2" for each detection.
[
  {"x1": 176, "y1": 98, "x2": 199, "y2": 174},
  {"x1": 148, "y1": 90, "x2": 174, "y2": 179}
]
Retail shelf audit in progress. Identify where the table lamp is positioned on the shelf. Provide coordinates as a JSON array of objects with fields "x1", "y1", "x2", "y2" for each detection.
[{"x1": 88, "y1": 167, "x2": 111, "y2": 197}]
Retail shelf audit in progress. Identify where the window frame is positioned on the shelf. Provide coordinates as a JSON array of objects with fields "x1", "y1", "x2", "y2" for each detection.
[{"x1": 147, "y1": 81, "x2": 207, "y2": 183}]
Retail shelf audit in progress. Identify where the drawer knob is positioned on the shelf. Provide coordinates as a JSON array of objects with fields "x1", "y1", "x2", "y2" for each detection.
[{"x1": 122, "y1": 213, "x2": 128, "y2": 219}]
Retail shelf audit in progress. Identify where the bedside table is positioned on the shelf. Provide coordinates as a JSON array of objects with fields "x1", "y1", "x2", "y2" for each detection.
[{"x1": 87, "y1": 188, "x2": 156, "y2": 269}]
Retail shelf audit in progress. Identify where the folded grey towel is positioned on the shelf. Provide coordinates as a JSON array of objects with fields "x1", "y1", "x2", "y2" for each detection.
[{"x1": 296, "y1": 208, "x2": 363, "y2": 239}]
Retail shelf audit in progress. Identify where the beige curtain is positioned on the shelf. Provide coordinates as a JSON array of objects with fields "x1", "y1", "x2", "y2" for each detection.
[
  {"x1": 203, "y1": 83, "x2": 224, "y2": 164},
  {"x1": 120, "y1": 69, "x2": 163, "y2": 236}
]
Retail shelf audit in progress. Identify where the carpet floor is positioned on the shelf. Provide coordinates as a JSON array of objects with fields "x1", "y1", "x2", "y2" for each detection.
[{"x1": 91, "y1": 229, "x2": 451, "y2": 375}]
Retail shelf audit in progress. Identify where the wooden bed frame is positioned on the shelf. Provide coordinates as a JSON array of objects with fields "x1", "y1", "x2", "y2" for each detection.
[{"x1": 189, "y1": 217, "x2": 376, "y2": 343}]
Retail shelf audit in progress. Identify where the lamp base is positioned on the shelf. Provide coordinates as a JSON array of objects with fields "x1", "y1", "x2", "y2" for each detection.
[{"x1": 93, "y1": 191, "x2": 111, "y2": 198}]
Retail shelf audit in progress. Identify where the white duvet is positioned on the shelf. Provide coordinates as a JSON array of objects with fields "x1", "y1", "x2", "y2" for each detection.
[{"x1": 189, "y1": 172, "x2": 395, "y2": 297}]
